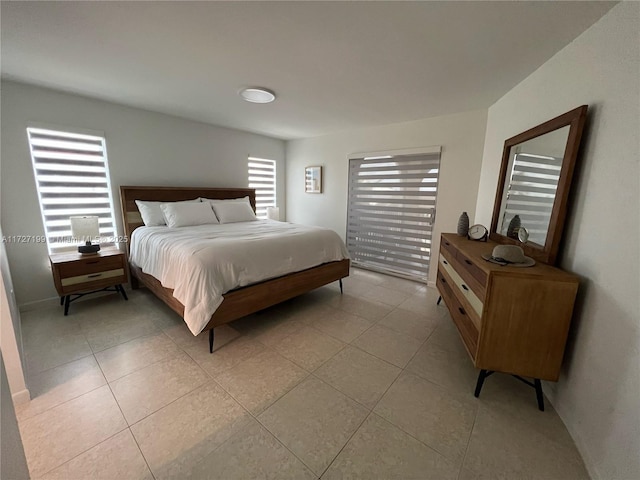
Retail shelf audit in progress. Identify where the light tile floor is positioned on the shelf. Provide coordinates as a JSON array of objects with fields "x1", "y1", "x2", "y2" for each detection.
[{"x1": 16, "y1": 268, "x2": 590, "y2": 479}]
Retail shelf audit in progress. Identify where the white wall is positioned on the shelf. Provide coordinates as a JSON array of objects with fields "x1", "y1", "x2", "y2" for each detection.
[
  {"x1": 286, "y1": 109, "x2": 488, "y2": 284},
  {"x1": 0, "y1": 80, "x2": 286, "y2": 306},
  {"x1": 474, "y1": 3, "x2": 639, "y2": 479}
]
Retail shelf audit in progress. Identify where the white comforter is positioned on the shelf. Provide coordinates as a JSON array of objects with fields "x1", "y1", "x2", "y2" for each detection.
[{"x1": 130, "y1": 220, "x2": 349, "y2": 335}]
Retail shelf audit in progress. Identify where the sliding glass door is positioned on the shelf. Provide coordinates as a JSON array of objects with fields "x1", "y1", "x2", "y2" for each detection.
[{"x1": 347, "y1": 149, "x2": 441, "y2": 282}]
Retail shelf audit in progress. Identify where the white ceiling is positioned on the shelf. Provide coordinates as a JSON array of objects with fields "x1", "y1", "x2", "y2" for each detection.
[{"x1": 1, "y1": 1, "x2": 615, "y2": 140}]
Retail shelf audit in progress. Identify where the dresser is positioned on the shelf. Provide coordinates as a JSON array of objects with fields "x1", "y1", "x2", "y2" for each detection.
[
  {"x1": 436, "y1": 233, "x2": 579, "y2": 410},
  {"x1": 50, "y1": 248, "x2": 128, "y2": 315}
]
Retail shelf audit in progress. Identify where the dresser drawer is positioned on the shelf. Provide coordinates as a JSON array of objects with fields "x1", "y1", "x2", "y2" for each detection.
[
  {"x1": 440, "y1": 236, "x2": 458, "y2": 259},
  {"x1": 439, "y1": 256, "x2": 483, "y2": 321},
  {"x1": 57, "y1": 255, "x2": 124, "y2": 278},
  {"x1": 437, "y1": 268, "x2": 478, "y2": 358},
  {"x1": 455, "y1": 250, "x2": 487, "y2": 287}
]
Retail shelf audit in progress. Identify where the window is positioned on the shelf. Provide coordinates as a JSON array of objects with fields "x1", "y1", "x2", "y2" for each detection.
[
  {"x1": 347, "y1": 148, "x2": 441, "y2": 282},
  {"x1": 248, "y1": 156, "x2": 276, "y2": 219},
  {"x1": 27, "y1": 127, "x2": 118, "y2": 253}
]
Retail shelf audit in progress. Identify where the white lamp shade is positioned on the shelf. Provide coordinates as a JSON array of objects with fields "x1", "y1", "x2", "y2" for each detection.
[
  {"x1": 70, "y1": 216, "x2": 100, "y2": 243},
  {"x1": 266, "y1": 207, "x2": 280, "y2": 221}
]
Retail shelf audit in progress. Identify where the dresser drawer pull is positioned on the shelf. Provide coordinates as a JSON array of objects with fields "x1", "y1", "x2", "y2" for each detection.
[
  {"x1": 440, "y1": 276, "x2": 446, "y2": 284},
  {"x1": 464, "y1": 259, "x2": 472, "y2": 265},
  {"x1": 458, "y1": 307, "x2": 466, "y2": 315},
  {"x1": 87, "y1": 273, "x2": 102, "y2": 278},
  {"x1": 444, "y1": 240, "x2": 450, "y2": 246},
  {"x1": 461, "y1": 284, "x2": 469, "y2": 291},
  {"x1": 443, "y1": 260, "x2": 448, "y2": 265}
]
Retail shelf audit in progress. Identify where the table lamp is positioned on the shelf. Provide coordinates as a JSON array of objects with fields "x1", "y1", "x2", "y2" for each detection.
[
  {"x1": 266, "y1": 206, "x2": 280, "y2": 221},
  {"x1": 70, "y1": 216, "x2": 101, "y2": 254}
]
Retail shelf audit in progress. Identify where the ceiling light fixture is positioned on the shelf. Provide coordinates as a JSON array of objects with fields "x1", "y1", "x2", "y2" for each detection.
[{"x1": 239, "y1": 87, "x2": 276, "y2": 104}]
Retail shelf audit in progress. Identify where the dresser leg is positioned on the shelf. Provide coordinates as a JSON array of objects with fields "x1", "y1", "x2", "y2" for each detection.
[
  {"x1": 209, "y1": 329, "x2": 215, "y2": 354},
  {"x1": 63, "y1": 296, "x2": 70, "y2": 316},
  {"x1": 339, "y1": 279, "x2": 343, "y2": 294},
  {"x1": 474, "y1": 369, "x2": 493, "y2": 397},
  {"x1": 437, "y1": 295, "x2": 442, "y2": 305},
  {"x1": 535, "y1": 379, "x2": 545, "y2": 412}
]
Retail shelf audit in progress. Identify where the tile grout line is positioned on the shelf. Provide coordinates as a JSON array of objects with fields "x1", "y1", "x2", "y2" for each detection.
[
  {"x1": 113, "y1": 362, "x2": 212, "y2": 427},
  {"x1": 344, "y1": 326, "x2": 475, "y2": 471},
  {"x1": 202, "y1": 373, "x2": 320, "y2": 478},
  {"x1": 23, "y1": 316, "x2": 131, "y2": 478},
  {"x1": 315, "y1": 333, "x2": 416, "y2": 479},
  {"x1": 456, "y1": 408, "x2": 479, "y2": 480},
  {"x1": 16, "y1": 381, "x2": 106, "y2": 425},
  {"x1": 94, "y1": 349, "x2": 158, "y2": 480},
  {"x1": 317, "y1": 411, "x2": 373, "y2": 478},
  {"x1": 95, "y1": 331, "x2": 185, "y2": 383},
  {"x1": 24, "y1": 351, "x2": 95, "y2": 380},
  {"x1": 33, "y1": 426, "x2": 130, "y2": 479}
]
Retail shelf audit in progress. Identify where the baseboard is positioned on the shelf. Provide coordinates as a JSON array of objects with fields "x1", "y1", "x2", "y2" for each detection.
[
  {"x1": 19, "y1": 287, "x2": 131, "y2": 313},
  {"x1": 12, "y1": 388, "x2": 30, "y2": 405},
  {"x1": 544, "y1": 385, "x2": 599, "y2": 480},
  {"x1": 19, "y1": 296, "x2": 59, "y2": 312},
  {"x1": 427, "y1": 280, "x2": 436, "y2": 288}
]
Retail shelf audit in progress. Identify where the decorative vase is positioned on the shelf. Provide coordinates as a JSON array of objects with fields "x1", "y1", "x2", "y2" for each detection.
[
  {"x1": 457, "y1": 212, "x2": 469, "y2": 237},
  {"x1": 507, "y1": 215, "x2": 521, "y2": 239}
]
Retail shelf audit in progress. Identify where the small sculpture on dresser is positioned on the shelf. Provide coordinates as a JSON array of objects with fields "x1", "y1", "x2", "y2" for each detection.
[
  {"x1": 507, "y1": 214, "x2": 521, "y2": 239},
  {"x1": 457, "y1": 211, "x2": 469, "y2": 237}
]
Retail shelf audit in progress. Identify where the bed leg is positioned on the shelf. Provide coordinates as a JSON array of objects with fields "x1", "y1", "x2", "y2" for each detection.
[
  {"x1": 209, "y1": 328, "x2": 215, "y2": 353},
  {"x1": 339, "y1": 278, "x2": 343, "y2": 294},
  {"x1": 130, "y1": 275, "x2": 140, "y2": 290}
]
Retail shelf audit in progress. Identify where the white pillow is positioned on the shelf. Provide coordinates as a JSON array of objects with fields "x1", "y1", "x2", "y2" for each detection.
[
  {"x1": 160, "y1": 202, "x2": 219, "y2": 228},
  {"x1": 135, "y1": 199, "x2": 199, "y2": 226},
  {"x1": 212, "y1": 202, "x2": 257, "y2": 224},
  {"x1": 200, "y1": 196, "x2": 251, "y2": 206}
]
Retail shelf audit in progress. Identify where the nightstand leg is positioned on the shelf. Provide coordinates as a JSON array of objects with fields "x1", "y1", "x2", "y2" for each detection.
[
  {"x1": 339, "y1": 279, "x2": 343, "y2": 294},
  {"x1": 60, "y1": 296, "x2": 64, "y2": 306},
  {"x1": 117, "y1": 285, "x2": 128, "y2": 301},
  {"x1": 63, "y1": 296, "x2": 70, "y2": 316},
  {"x1": 437, "y1": 295, "x2": 442, "y2": 305},
  {"x1": 209, "y1": 329, "x2": 215, "y2": 354},
  {"x1": 535, "y1": 379, "x2": 545, "y2": 412}
]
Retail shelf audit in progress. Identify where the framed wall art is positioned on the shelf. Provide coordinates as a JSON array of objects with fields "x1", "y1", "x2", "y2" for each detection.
[{"x1": 305, "y1": 166, "x2": 322, "y2": 193}]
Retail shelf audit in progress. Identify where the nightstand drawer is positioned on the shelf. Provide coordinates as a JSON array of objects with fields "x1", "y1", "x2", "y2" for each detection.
[
  {"x1": 60, "y1": 268, "x2": 126, "y2": 287},
  {"x1": 57, "y1": 255, "x2": 124, "y2": 278}
]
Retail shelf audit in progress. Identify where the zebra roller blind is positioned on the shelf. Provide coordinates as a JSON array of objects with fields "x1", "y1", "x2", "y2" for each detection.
[
  {"x1": 499, "y1": 152, "x2": 562, "y2": 246},
  {"x1": 27, "y1": 127, "x2": 118, "y2": 253},
  {"x1": 248, "y1": 156, "x2": 276, "y2": 219},
  {"x1": 347, "y1": 149, "x2": 441, "y2": 281}
]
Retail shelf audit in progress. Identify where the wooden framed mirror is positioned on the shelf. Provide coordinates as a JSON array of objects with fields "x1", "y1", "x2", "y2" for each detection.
[{"x1": 490, "y1": 105, "x2": 588, "y2": 265}]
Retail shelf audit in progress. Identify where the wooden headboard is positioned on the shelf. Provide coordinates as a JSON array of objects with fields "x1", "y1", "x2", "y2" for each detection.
[{"x1": 119, "y1": 186, "x2": 256, "y2": 252}]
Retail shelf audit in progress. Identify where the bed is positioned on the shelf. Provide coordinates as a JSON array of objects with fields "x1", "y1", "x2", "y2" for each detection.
[{"x1": 119, "y1": 186, "x2": 350, "y2": 352}]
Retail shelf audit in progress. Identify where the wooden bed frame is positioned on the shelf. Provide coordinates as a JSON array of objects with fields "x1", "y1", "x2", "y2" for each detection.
[{"x1": 119, "y1": 186, "x2": 350, "y2": 352}]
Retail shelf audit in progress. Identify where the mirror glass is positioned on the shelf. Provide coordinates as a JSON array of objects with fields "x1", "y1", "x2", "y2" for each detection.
[{"x1": 496, "y1": 126, "x2": 570, "y2": 247}]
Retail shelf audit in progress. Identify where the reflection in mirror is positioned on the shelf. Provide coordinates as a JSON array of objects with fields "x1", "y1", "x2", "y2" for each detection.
[{"x1": 497, "y1": 126, "x2": 570, "y2": 246}]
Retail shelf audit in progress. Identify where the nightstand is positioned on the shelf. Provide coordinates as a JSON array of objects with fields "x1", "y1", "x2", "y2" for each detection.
[{"x1": 50, "y1": 248, "x2": 129, "y2": 315}]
